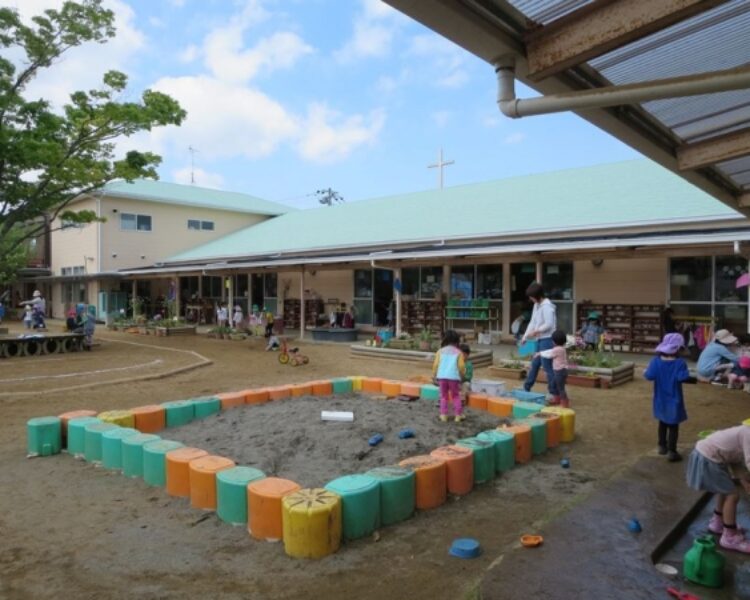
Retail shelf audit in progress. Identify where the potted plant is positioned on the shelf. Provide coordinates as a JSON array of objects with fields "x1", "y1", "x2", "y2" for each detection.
[{"x1": 418, "y1": 328, "x2": 432, "y2": 351}]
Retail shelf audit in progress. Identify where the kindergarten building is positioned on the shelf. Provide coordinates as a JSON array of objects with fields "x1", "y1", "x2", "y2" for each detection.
[{"x1": 103, "y1": 159, "x2": 750, "y2": 347}]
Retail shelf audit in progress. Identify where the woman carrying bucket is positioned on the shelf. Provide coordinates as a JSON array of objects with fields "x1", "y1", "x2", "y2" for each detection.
[{"x1": 521, "y1": 283, "x2": 558, "y2": 401}]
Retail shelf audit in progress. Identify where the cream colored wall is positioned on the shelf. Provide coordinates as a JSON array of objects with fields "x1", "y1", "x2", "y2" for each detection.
[
  {"x1": 281, "y1": 269, "x2": 354, "y2": 304},
  {"x1": 50, "y1": 198, "x2": 98, "y2": 275},
  {"x1": 575, "y1": 257, "x2": 668, "y2": 305},
  {"x1": 98, "y1": 196, "x2": 269, "y2": 271}
]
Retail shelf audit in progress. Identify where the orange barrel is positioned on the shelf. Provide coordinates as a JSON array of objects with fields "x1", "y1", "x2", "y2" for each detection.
[
  {"x1": 541, "y1": 407, "x2": 575, "y2": 442},
  {"x1": 381, "y1": 380, "x2": 402, "y2": 397},
  {"x1": 533, "y1": 411, "x2": 561, "y2": 448},
  {"x1": 498, "y1": 424, "x2": 532, "y2": 464},
  {"x1": 430, "y1": 446, "x2": 474, "y2": 496},
  {"x1": 290, "y1": 383, "x2": 312, "y2": 397},
  {"x1": 58, "y1": 410, "x2": 97, "y2": 448},
  {"x1": 165, "y1": 447, "x2": 208, "y2": 497},
  {"x1": 399, "y1": 455, "x2": 447, "y2": 510},
  {"x1": 130, "y1": 405, "x2": 166, "y2": 434},
  {"x1": 312, "y1": 380, "x2": 333, "y2": 396},
  {"x1": 217, "y1": 391, "x2": 245, "y2": 410},
  {"x1": 468, "y1": 393, "x2": 488, "y2": 411},
  {"x1": 282, "y1": 488, "x2": 342, "y2": 559},
  {"x1": 245, "y1": 389, "x2": 270, "y2": 404},
  {"x1": 97, "y1": 410, "x2": 135, "y2": 428},
  {"x1": 189, "y1": 455, "x2": 236, "y2": 510},
  {"x1": 248, "y1": 477, "x2": 302, "y2": 541},
  {"x1": 361, "y1": 377, "x2": 383, "y2": 393},
  {"x1": 268, "y1": 386, "x2": 292, "y2": 401},
  {"x1": 486, "y1": 397, "x2": 515, "y2": 417},
  {"x1": 400, "y1": 382, "x2": 421, "y2": 397}
]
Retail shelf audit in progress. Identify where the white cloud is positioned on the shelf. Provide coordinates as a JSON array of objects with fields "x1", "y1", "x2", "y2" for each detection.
[
  {"x1": 148, "y1": 16, "x2": 165, "y2": 28},
  {"x1": 297, "y1": 104, "x2": 385, "y2": 163},
  {"x1": 168, "y1": 0, "x2": 185, "y2": 6},
  {"x1": 5, "y1": 0, "x2": 146, "y2": 108},
  {"x1": 151, "y1": 75, "x2": 299, "y2": 160},
  {"x1": 335, "y1": 0, "x2": 405, "y2": 63},
  {"x1": 172, "y1": 167, "x2": 224, "y2": 189},
  {"x1": 504, "y1": 132, "x2": 526, "y2": 144},
  {"x1": 409, "y1": 33, "x2": 470, "y2": 89},
  {"x1": 178, "y1": 44, "x2": 200, "y2": 64},
  {"x1": 431, "y1": 110, "x2": 451, "y2": 128},
  {"x1": 482, "y1": 114, "x2": 502, "y2": 128}
]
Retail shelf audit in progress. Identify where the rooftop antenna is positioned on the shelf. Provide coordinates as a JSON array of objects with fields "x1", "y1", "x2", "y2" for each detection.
[
  {"x1": 427, "y1": 147, "x2": 454, "y2": 189},
  {"x1": 188, "y1": 146, "x2": 199, "y2": 184}
]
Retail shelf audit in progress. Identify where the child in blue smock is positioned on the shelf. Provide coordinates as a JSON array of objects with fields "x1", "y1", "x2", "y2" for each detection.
[{"x1": 644, "y1": 332, "x2": 693, "y2": 463}]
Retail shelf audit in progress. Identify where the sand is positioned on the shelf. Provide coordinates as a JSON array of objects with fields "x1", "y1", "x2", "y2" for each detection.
[{"x1": 166, "y1": 394, "x2": 502, "y2": 487}]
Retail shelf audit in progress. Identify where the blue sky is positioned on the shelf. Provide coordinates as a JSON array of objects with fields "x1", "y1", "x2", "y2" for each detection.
[{"x1": 13, "y1": 0, "x2": 640, "y2": 208}]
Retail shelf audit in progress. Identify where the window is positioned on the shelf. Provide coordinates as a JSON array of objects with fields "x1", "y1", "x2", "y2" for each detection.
[
  {"x1": 401, "y1": 267, "x2": 420, "y2": 297},
  {"x1": 543, "y1": 261, "x2": 574, "y2": 334},
  {"x1": 450, "y1": 266, "x2": 474, "y2": 299},
  {"x1": 353, "y1": 269, "x2": 374, "y2": 325},
  {"x1": 188, "y1": 219, "x2": 214, "y2": 231},
  {"x1": 671, "y1": 257, "x2": 711, "y2": 302},
  {"x1": 420, "y1": 267, "x2": 443, "y2": 299},
  {"x1": 61, "y1": 266, "x2": 85, "y2": 276},
  {"x1": 121, "y1": 213, "x2": 152, "y2": 232},
  {"x1": 477, "y1": 265, "x2": 503, "y2": 300}
]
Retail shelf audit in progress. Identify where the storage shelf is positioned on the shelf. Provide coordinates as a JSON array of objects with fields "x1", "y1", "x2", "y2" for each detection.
[{"x1": 578, "y1": 303, "x2": 664, "y2": 354}]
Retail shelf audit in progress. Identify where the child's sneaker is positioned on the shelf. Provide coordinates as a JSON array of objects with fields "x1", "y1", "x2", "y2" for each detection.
[
  {"x1": 720, "y1": 529, "x2": 750, "y2": 553},
  {"x1": 667, "y1": 450, "x2": 683, "y2": 462},
  {"x1": 708, "y1": 514, "x2": 724, "y2": 535},
  {"x1": 547, "y1": 395, "x2": 561, "y2": 406},
  {"x1": 454, "y1": 414, "x2": 465, "y2": 423},
  {"x1": 439, "y1": 415, "x2": 448, "y2": 423}
]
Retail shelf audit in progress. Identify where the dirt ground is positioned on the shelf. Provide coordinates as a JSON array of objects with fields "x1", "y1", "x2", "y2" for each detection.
[{"x1": 2, "y1": 323, "x2": 750, "y2": 600}]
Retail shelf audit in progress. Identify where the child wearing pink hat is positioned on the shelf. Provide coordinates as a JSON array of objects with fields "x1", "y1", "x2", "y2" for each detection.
[
  {"x1": 644, "y1": 332, "x2": 694, "y2": 462},
  {"x1": 728, "y1": 356, "x2": 750, "y2": 390}
]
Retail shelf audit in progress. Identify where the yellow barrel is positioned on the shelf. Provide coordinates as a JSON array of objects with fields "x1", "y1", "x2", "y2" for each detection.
[
  {"x1": 349, "y1": 376, "x2": 364, "y2": 392},
  {"x1": 98, "y1": 410, "x2": 135, "y2": 428},
  {"x1": 541, "y1": 406, "x2": 575, "y2": 442},
  {"x1": 282, "y1": 488, "x2": 342, "y2": 559}
]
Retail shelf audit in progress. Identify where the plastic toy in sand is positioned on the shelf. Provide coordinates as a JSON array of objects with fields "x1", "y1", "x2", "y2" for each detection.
[
  {"x1": 520, "y1": 535, "x2": 543, "y2": 547},
  {"x1": 449, "y1": 538, "x2": 481, "y2": 559}
]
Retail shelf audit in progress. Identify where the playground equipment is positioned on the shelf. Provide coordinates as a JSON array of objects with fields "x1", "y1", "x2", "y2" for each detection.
[{"x1": 278, "y1": 338, "x2": 309, "y2": 367}]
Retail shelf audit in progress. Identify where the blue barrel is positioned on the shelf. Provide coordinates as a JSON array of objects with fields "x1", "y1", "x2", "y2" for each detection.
[
  {"x1": 325, "y1": 474, "x2": 381, "y2": 540},
  {"x1": 477, "y1": 430, "x2": 515, "y2": 473},
  {"x1": 102, "y1": 427, "x2": 139, "y2": 470},
  {"x1": 143, "y1": 440, "x2": 185, "y2": 487},
  {"x1": 191, "y1": 397, "x2": 221, "y2": 419},
  {"x1": 456, "y1": 437, "x2": 495, "y2": 484},
  {"x1": 365, "y1": 466, "x2": 415, "y2": 526},
  {"x1": 217, "y1": 466, "x2": 266, "y2": 525},
  {"x1": 122, "y1": 433, "x2": 161, "y2": 478},
  {"x1": 512, "y1": 401, "x2": 541, "y2": 419},
  {"x1": 161, "y1": 400, "x2": 195, "y2": 428},
  {"x1": 67, "y1": 417, "x2": 101, "y2": 457},
  {"x1": 84, "y1": 422, "x2": 120, "y2": 463},
  {"x1": 331, "y1": 378, "x2": 354, "y2": 394},
  {"x1": 27, "y1": 417, "x2": 62, "y2": 457}
]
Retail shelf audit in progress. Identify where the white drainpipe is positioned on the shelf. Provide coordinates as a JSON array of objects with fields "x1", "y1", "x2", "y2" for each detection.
[{"x1": 495, "y1": 57, "x2": 750, "y2": 119}]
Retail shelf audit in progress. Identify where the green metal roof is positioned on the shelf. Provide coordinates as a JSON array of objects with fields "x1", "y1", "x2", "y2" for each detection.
[
  {"x1": 102, "y1": 179, "x2": 293, "y2": 216},
  {"x1": 168, "y1": 159, "x2": 741, "y2": 263}
]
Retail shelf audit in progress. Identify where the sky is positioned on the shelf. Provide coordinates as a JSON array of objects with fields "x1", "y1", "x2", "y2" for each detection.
[{"x1": 9, "y1": 0, "x2": 640, "y2": 209}]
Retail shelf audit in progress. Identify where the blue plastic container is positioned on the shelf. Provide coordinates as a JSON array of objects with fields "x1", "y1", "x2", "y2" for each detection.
[
  {"x1": 511, "y1": 389, "x2": 546, "y2": 405},
  {"x1": 449, "y1": 538, "x2": 481, "y2": 559}
]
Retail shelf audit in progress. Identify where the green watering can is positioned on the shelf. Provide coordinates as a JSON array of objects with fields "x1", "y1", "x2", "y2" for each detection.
[{"x1": 683, "y1": 535, "x2": 725, "y2": 588}]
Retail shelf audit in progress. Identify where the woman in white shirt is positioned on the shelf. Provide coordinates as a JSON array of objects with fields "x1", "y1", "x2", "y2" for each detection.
[{"x1": 521, "y1": 283, "x2": 559, "y2": 400}]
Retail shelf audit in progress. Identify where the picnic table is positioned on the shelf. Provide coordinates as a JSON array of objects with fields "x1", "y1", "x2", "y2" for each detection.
[{"x1": 0, "y1": 333, "x2": 86, "y2": 358}]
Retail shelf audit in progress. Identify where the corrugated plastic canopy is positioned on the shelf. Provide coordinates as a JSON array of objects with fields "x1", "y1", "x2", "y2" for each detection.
[
  {"x1": 100, "y1": 179, "x2": 294, "y2": 216},
  {"x1": 386, "y1": 0, "x2": 750, "y2": 214},
  {"x1": 167, "y1": 160, "x2": 739, "y2": 263}
]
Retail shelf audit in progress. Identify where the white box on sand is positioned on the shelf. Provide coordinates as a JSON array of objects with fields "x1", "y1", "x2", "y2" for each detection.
[
  {"x1": 471, "y1": 379, "x2": 506, "y2": 397},
  {"x1": 321, "y1": 411, "x2": 354, "y2": 422}
]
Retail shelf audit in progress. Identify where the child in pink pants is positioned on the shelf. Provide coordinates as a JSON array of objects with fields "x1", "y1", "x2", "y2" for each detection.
[{"x1": 433, "y1": 329, "x2": 466, "y2": 423}]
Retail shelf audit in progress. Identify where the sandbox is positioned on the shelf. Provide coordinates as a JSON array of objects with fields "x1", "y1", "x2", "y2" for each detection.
[{"x1": 27, "y1": 375, "x2": 576, "y2": 560}]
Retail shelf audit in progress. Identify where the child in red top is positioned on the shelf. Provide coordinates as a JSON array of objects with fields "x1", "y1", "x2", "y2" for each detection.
[{"x1": 535, "y1": 329, "x2": 569, "y2": 407}]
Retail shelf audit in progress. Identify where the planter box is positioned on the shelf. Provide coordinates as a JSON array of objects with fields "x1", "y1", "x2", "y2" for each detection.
[
  {"x1": 387, "y1": 339, "x2": 414, "y2": 350},
  {"x1": 567, "y1": 374, "x2": 601, "y2": 388},
  {"x1": 490, "y1": 366, "x2": 527, "y2": 380},
  {"x1": 522, "y1": 361, "x2": 635, "y2": 388},
  {"x1": 155, "y1": 326, "x2": 197, "y2": 337}
]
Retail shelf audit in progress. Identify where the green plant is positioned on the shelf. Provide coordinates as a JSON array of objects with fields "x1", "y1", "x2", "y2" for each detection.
[
  {"x1": 499, "y1": 360, "x2": 524, "y2": 369},
  {"x1": 568, "y1": 350, "x2": 622, "y2": 369}
]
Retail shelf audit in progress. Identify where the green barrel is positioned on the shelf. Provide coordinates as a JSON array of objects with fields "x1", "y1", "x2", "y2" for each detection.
[
  {"x1": 102, "y1": 427, "x2": 139, "y2": 470},
  {"x1": 477, "y1": 430, "x2": 515, "y2": 473},
  {"x1": 325, "y1": 474, "x2": 381, "y2": 541},
  {"x1": 161, "y1": 400, "x2": 195, "y2": 428},
  {"x1": 143, "y1": 440, "x2": 185, "y2": 487},
  {"x1": 122, "y1": 433, "x2": 161, "y2": 478},
  {"x1": 512, "y1": 401, "x2": 541, "y2": 419},
  {"x1": 67, "y1": 417, "x2": 101, "y2": 457},
  {"x1": 84, "y1": 422, "x2": 120, "y2": 463},
  {"x1": 456, "y1": 437, "x2": 495, "y2": 484},
  {"x1": 191, "y1": 397, "x2": 221, "y2": 419},
  {"x1": 517, "y1": 417, "x2": 547, "y2": 455},
  {"x1": 420, "y1": 384, "x2": 440, "y2": 402},
  {"x1": 26, "y1": 416, "x2": 62, "y2": 457},
  {"x1": 331, "y1": 377, "x2": 354, "y2": 394},
  {"x1": 217, "y1": 466, "x2": 266, "y2": 525},
  {"x1": 365, "y1": 466, "x2": 415, "y2": 526}
]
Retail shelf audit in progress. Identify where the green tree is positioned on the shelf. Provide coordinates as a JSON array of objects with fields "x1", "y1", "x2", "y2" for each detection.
[{"x1": 0, "y1": 0, "x2": 186, "y2": 282}]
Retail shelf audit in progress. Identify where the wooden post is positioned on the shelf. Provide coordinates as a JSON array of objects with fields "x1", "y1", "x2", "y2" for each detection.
[
  {"x1": 174, "y1": 276, "x2": 181, "y2": 318},
  {"x1": 131, "y1": 279, "x2": 138, "y2": 318},
  {"x1": 502, "y1": 263, "x2": 511, "y2": 335},
  {"x1": 299, "y1": 269, "x2": 306, "y2": 341},
  {"x1": 536, "y1": 261, "x2": 543, "y2": 284},
  {"x1": 394, "y1": 267, "x2": 402, "y2": 337}
]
